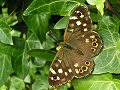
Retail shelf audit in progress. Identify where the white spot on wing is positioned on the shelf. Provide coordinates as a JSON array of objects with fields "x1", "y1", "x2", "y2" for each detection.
[
  {"x1": 58, "y1": 68, "x2": 63, "y2": 73},
  {"x1": 84, "y1": 28, "x2": 88, "y2": 31},
  {"x1": 69, "y1": 16, "x2": 78, "y2": 20},
  {"x1": 51, "y1": 77, "x2": 54, "y2": 80},
  {"x1": 65, "y1": 72, "x2": 68, "y2": 76},
  {"x1": 75, "y1": 69, "x2": 79, "y2": 74},
  {"x1": 57, "y1": 76, "x2": 60, "y2": 80},
  {"x1": 83, "y1": 23, "x2": 87, "y2": 26},
  {"x1": 58, "y1": 59, "x2": 62, "y2": 63},
  {"x1": 50, "y1": 68, "x2": 56, "y2": 74},
  {"x1": 85, "y1": 38, "x2": 89, "y2": 43},
  {"x1": 68, "y1": 69, "x2": 72, "y2": 73},
  {"x1": 74, "y1": 63, "x2": 79, "y2": 67},
  {"x1": 90, "y1": 35, "x2": 95, "y2": 39},
  {"x1": 88, "y1": 12, "x2": 90, "y2": 15},
  {"x1": 76, "y1": 21, "x2": 81, "y2": 26},
  {"x1": 80, "y1": 15, "x2": 84, "y2": 18},
  {"x1": 76, "y1": 11, "x2": 80, "y2": 14},
  {"x1": 68, "y1": 29, "x2": 74, "y2": 32}
]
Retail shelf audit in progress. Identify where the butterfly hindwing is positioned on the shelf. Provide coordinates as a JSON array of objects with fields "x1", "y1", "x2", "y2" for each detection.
[
  {"x1": 48, "y1": 48, "x2": 94, "y2": 87},
  {"x1": 48, "y1": 49, "x2": 74, "y2": 87},
  {"x1": 64, "y1": 49, "x2": 94, "y2": 78},
  {"x1": 69, "y1": 31, "x2": 103, "y2": 57}
]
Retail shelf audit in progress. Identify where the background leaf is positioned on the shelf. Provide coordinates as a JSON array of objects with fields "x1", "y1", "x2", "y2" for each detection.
[
  {"x1": 10, "y1": 77, "x2": 25, "y2": 90},
  {"x1": 87, "y1": 0, "x2": 106, "y2": 15},
  {"x1": 24, "y1": 13, "x2": 50, "y2": 43},
  {"x1": 93, "y1": 16, "x2": 120, "y2": 74},
  {"x1": 0, "y1": 21, "x2": 13, "y2": 45},
  {"x1": 0, "y1": 54, "x2": 13, "y2": 86},
  {"x1": 72, "y1": 74, "x2": 120, "y2": 90},
  {"x1": 27, "y1": 49, "x2": 55, "y2": 61},
  {"x1": 23, "y1": 0, "x2": 79, "y2": 16}
]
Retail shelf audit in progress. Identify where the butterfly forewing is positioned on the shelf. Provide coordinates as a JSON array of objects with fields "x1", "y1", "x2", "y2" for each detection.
[{"x1": 64, "y1": 5, "x2": 93, "y2": 41}]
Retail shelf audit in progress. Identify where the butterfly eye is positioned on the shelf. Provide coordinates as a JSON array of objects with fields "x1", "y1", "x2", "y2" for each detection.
[
  {"x1": 92, "y1": 42, "x2": 98, "y2": 47},
  {"x1": 53, "y1": 76, "x2": 57, "y2": 80},
  {"x1": 85, "y1": 61, "x2": 90, "y2": 66},
  {"x1": 91, "y1": 48, "x2": 96, "y2": 52},
  {"x1": 79, "y1": 69, "x2": 83, "y2": 73},
  {"x1": 76, "y1": 11, "x2": 82, "y2": 16},
  {"x1": 92, "y1": 42, "x2": 96, "y2": 46},
  {"x1": 81, "y1": 66, "x2": 88, "y2": 71}
]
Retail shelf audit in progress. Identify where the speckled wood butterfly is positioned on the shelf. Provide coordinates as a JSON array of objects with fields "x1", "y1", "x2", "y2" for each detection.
[{"x1": 48, "y1": 5, "x2": 103, "y2": 88}]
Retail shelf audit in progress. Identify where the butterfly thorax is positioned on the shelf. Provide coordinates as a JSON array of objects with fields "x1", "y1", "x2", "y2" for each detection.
[
  {"x1": 59, "y1": 42, "x2": 83, "y2": 55},
  {"x1": 59, "y1": 42, "x2": 73, "y2": 49}
]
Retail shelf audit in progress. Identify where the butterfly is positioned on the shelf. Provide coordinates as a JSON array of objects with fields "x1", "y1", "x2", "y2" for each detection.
[{"x1": 48, "y1": 5, "x2": 103, "y2": 88}]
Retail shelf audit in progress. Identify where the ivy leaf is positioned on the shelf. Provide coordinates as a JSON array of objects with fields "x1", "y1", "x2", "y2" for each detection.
[
  {"x1": 23, "y1": 0, "x2": 79, "y2": 16},
  {"x1": 86, "y1": 0, "x2": 105, "y2": 15},
  {"x1": 0, "y1": 54, "x2": 13, "y2": 86},
  {"x1": 72, "y1": 74, "x2": 120, "y2": 90},
  {"x1": 0, "y1": 21, "x2": 13, "y2": 45},
  {"x1": 42, "y1": 34, "x2": 55, "y2": 50},
  {"x1": 32, "y1": 75, "x2": 49, "y2": 90},
  {"x1": 24, "y1": 13, "x2": 50, "y2": 43},
  {"x1": 13, "y1": 45, "x2": 30, "y2": 79},
  {"x1": 93, "y1": 16, "x2": 120, "y2": 74},
  {"x1": 26, "y1": 32, "x2": 43, "y2": 50},
  {"x1": 54, "y1": 16, "x2": 69, "y2": 29},
  {"x1": 27, "y1": 49, "x2": 55, "y2": 61},
  {"x1": 10, "y1": 77, "x2": 25, "y2": 90}
]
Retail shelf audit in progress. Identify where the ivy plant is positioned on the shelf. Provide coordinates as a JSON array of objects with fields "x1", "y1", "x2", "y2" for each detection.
[{"x1": 0, "y1": 0, "x2": 120, "y2": 90}]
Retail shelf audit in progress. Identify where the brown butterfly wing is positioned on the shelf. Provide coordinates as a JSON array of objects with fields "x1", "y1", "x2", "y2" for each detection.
[
  {"x1": 48, "y1": 48, "x2": 94, "y2": 87},
  {"x1": 64, "y1": 5, "x2": 92, "y2": 41},
  {"x1": 63, "y1": 48, "x2": 94, "y2": 78},
  {"x1": 69, "y1": 31, "x2": 103, "y2": 57},
  {"x1": 48, "y1": 49, "x2": 74, "y2": 87},
  {"x1": 64, "y1": 5, "x2": 103, "y2": 57}
]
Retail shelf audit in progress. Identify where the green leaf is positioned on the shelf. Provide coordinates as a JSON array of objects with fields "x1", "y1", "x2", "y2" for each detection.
[
  {"x1": 87, "y1": 0, "x2": 105, "y2": 15},
  {"x1": 42, "y1": 34, "x2": 55, "y2": 50},
  {"x1": 93, "y1": 16, "x2": 120, "y2": 74},
  {"x1": 72, "y1": 74, "x2": 120, "y2": 90},
  {"x1": 13, "y1": 45, "x2": 29, "y2": 79},
  {"x1": 0, "y1": 85, "x2": 7, "y2": 90},
  {"x1": 0, "y1": 21, "x2": 13, "y2": 45},
  {"x1": 0, "y1": 42, "x2": 20, "y2": 56},
  {"x1": 32, "y1": 75, "x2": 49, "y2": 90},
  {"x1": 32, "y1": 57, "x2": 46, "y2": 68},
  {"x1": 90, "y1": 12, "x2": 102, "y2": 22},
  {"x1": 54, "y1": 16, "x2": 69, "y2": 29},
  {"x1": 58, "y1": 85, "x2": 68, "y2": 90},
  {"x1": 26, "y1": 32, "x2": 43, "y2": 50},
  {"x1": 40, "y1": 65, "x2": 50, "y2": 75},
  {"x1": 23, "y1": 0, "x2": 79, "y2": 16},
  {"x1": 10, "y1": 77, "x2": 25, "y2": 90},
  {"x1": 27, "y1": 49, "x2": 55, "y2": 61},
  {"x1": 0, "y1": 54, "x2": 13, "y2": 86},
  {"x1": 24, "y1": 13, "x2": 50, "y2": 43}
]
